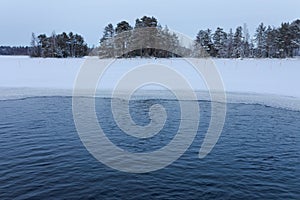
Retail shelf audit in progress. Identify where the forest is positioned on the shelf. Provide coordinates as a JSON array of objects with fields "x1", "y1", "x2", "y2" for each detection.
[
  {"x1": 29, "y1": 32, "x2": 88, "y2": 58},
  {"x1": 1, "y1": 16, "x2": 299, "y2": 58},
  {"x1": 98, "y1": 16, "x2": 300, "y2": 58}
]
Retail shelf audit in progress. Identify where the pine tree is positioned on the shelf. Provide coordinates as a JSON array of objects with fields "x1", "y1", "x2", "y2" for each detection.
[
  {"x1": 243, "y1": 23, "x2": 251, "y2": 58},
  {"x1": 50, "y1": 31, "x2": 57, "y2": 57},
  {"x1": 277, "y1": 23, "x2": 293, "y2": 58},
  {"x1": 213, "y1": 27, "x2": 227, "y2": 58},
  {"x1": 37, "y1": 34, "x2": 48, "y2": 57},
  {"x1": 233, "y1": 26, "x2": 243, "y2": 58},
  {"x1": 158, "y1": 26, "x2": 181, "y2": 57},
  {"x1": 135, "y1": 16, "x2": 158, "y2": 28},
  {"x1": 195, "y1": 29, "x2": 214, "y2": 56},
  {"x1": 33, "y1": 32, "x2": 87, "y2": 58},
  {"x1": 131, "y1": 16, "x2": 159, "y2": 57},
  {"x1": 100, "y1": 23, "x2": 114, "y2": 43},
  {"x1": 56, "y1": 32, "x2": 69, "y2": 57},
  {"x1": 226, "y1": 28, "x2": 234, "y2": 58},
  {"x1": 99, "y1": 24, "x2": 115, "y2": 58},
  {"x1": 265, "y1": 26, "x2": 277, "y2": 58},
  {"x1": 290, "y1": 20, "x2": 300, "y2": 57},
  {"x1": 249, "y1": 39, "x2": 255, "y2": 58},
  {"x1": 254, "y1": 23, "x2": 267, "y2": 58},
  {"x1": 114, "y1": 21, "x2": 132, "y2": 57},
  {"x1": 30, "y1": 33, "x2": 39, "y2": 57},
  {"x1": 73, "y1": 34, "x2": 88, "y2": 57}
]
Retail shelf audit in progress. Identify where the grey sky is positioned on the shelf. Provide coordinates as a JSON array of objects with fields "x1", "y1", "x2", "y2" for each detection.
[{"x1": 0, "y1": 0, "x2": 299, "y2": 46}]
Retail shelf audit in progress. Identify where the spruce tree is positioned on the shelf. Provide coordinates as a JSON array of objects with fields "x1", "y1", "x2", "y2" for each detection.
[
  {"x1": 254, "y1": 23, "x2": 267, "y2": 57},
  {"x1": 213, "y1": 27, "x2": 227, "y2": 58},
  {"x1": 195, "y1": 29, "x2": 214, "y2": 56},
  {"x1": 226, "y1": 28, "x2": 234, "y2": 58},
  {"x1": 233, "y1": 26, "x2": 243, "y2": 58}
]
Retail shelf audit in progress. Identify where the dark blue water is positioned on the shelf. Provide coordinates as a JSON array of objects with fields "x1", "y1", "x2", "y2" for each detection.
[{"x1": 0, "y1": 97, "x2": 299, "y2": 199}]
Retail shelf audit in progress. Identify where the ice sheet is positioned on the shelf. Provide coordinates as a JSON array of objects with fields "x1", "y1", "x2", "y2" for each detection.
[{"x1": 1, "y1": 56, "x2": 300, "y2": 111}]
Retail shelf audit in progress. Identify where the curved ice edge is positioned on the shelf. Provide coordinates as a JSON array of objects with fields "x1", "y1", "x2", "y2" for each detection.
[{"x1": 0, "y1": 87, "x2": 300, "y2": 112}]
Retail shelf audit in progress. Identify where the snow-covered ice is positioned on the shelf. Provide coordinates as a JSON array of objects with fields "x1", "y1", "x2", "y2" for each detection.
[{"x1": 1, "y1": 56, "x2": 300, "y2": 110}]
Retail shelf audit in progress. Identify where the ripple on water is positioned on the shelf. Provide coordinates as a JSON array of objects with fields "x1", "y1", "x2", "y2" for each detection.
[{"x1": 0, "y1": 97, "x2": 299, "y2": 199}]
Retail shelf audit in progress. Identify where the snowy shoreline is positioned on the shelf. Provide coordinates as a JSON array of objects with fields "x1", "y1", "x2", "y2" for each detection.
[{"x1": 1, "y1": 56, "x2": 300, "y2": 110}]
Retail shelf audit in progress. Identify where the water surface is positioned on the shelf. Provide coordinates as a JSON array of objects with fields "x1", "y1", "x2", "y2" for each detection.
[{"x1": 0, "y1": 96, "x2": 299, "y2": 199}]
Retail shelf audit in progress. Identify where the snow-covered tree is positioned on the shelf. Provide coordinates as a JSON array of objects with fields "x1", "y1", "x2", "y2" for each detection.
[
  {"x1": 33, "y1": 32, "x2": 87, "y2": 58},
  {"x1": 243, "y1": 23, "x2": 251, "y2": 57},
  {"x1": 265, "y1": 26, "x2": 277, "y2": 58},
  {"x1": 226, "y1": 28, "x2": 234, "y2": 58},
  {"x1": 233, "y1": 26, "x2": 243, "y2": 58},
  {"x1": 133, "y1": 16, "x2": 159, "y2": 57},
  {"x1": 277, "y1": 23, "x2": 292, "y2": 58},
  {"x1": 99, "y1": 23, "x2": 115, "y2": 58},
  {"x1": 29, "y1": 33, "x2": 39, "y2": 57},
  {"x1": 100, "y1": 23, "x2": 114, "y2": 43},
  {"x1": 213, "y1": 27, "x2": 227, "y2": 57},
  {"x1": 114, "y1": 21, "x2": 132, "y2": 57},
  {"x1": 254, "y1": 23, "x2": 267, "y2": 57},
  {"x1": 195, "y1": 29, "x2": 214, "y2": 56},
  {"x1": 290, "y1": 20, "x2": 300, "y2": 57}
]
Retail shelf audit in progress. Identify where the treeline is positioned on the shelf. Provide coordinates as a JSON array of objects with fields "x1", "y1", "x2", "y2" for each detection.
[
  {"x1": 196, "y1": 20, "x2": 300, "y2": 58},
  {"x1": 30, "y1": 32, "x2": 88, "y2": 58},
  {"x1": 0, "y1": 46, "x2": 30, "y2": 55},
  {"x1": 98, "y1": 17, "x2": 300, "y2": 58},
  {"x1": 2, "y1": 17, "x2": 299, "y2": 58},
  {"x1": 98, "y1": 16, "x2": 188, "y2": 58}
]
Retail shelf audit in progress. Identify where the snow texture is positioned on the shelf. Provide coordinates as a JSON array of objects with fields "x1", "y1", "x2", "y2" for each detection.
[{"x1": 1, "y1": 56, "x2": 300, "y2": 111}]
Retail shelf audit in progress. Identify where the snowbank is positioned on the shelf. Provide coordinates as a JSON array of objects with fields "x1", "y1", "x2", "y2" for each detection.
[{"x1": 1, "y1": 56, "x2": 300, "y2": 110}]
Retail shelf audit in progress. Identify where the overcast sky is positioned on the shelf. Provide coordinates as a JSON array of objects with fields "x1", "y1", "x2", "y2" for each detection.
[{"x1": 1, "y1": 0, "x2": 299, "y2": 46}]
